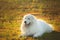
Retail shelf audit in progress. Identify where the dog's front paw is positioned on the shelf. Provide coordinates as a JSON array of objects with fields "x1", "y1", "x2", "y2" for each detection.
[
  {"x1": 33, "y1": 35, "x2": 38, "y2": 38},
  {"x1": 32, "y1": 36, "x2": 38, "y2": 39}
]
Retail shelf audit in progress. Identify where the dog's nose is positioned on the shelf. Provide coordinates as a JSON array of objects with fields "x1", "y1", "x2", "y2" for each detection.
[{"x1": 24, "y1": 21, "x2": 26, "y2": 23}]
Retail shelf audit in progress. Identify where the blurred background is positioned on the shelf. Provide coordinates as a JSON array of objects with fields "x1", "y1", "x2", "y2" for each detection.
[{"x1": 0, "y1": 0, "x2": 60, "y2": 40}]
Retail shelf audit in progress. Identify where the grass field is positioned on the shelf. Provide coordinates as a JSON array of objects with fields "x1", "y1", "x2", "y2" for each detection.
[{"x1": 0, "y1": 0, "x2": 60, "y2": 40}]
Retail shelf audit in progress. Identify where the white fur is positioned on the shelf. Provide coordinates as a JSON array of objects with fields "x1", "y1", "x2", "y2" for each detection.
[{"x1": 20, "y1": 14, "x2": 54, "y2": 37}]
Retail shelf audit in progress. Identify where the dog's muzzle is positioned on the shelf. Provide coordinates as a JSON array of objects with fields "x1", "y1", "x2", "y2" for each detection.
[{"x1": 24, "y1": 21, "x2": 31, "y2": 26}]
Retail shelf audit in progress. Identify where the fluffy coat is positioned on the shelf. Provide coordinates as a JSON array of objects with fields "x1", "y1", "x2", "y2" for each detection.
[{"x1": 20, "y1": 14, "x2": 54, "y2": 37}]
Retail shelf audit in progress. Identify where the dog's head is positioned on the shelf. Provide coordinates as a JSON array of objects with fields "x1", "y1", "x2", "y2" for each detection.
[{"x1": 23, "y1": 14, "x2": 36, "y2": 25}]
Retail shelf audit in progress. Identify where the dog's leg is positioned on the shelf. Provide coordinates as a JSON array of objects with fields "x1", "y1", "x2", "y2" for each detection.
[{"x1": 33, "y1": 32, "x2": 44, "y2": 37}]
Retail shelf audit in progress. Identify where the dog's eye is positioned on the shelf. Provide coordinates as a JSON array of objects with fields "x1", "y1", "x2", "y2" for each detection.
[{"x1": 28, "y1": 18, "x2": 30, "y2": 20}]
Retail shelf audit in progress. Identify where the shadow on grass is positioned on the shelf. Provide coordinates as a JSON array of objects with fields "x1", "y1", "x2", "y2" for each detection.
[{"x1": 18, "y1": 31, "x2": 60, "y2": 40}]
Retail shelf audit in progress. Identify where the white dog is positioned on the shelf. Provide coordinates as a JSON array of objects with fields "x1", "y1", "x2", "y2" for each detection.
[{"x1": 20, "y1": 14, "x2": 54, "y2": 37}]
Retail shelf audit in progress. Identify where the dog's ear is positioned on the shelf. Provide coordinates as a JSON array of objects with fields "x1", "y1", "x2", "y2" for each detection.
[{"x1": 30, "y1": 14, "x2": 36, "y2": 20}]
